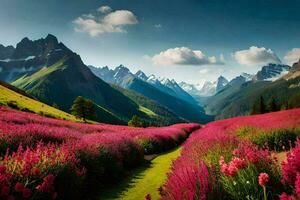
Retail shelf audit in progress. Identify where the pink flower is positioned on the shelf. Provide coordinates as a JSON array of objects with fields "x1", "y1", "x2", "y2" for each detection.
[
  {"x1": 280, "y1": 193, "x2": 296, "y2": 200},
  {"x1": 14, "y1": 182, "x2": 24, "y2": 192},
  {"x1": 258, "y1": 173, "x2": 269, "y2": 187},
  {"x1": 32, "y1": 167, "x2": 41, "y2": 176},
  {"x1": 1, "y1": 185, "x2": 10, "y2": 196},
  {"x1": 22, "y1": 188, "x2": 32, "y2": 198}
]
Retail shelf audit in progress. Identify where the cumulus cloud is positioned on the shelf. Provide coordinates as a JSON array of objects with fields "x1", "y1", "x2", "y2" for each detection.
[
  {"x1": 233, "y1": 46, "x2": 281, "y2": 66},
  {"x1": 151, "y1": 47, "x2": 224, "y2": 66},
  {"x1": 284, "y1": 48, "x2": 300, "y2": 66},
  {"x1": 98, "y1": 6, "x2": 112, "y2": 13},
  {"x1": 73, "y1": 6, "x2": 138, "y2": 37}
]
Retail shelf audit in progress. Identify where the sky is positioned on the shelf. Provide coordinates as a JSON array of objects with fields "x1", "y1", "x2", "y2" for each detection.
[{"x1": 1, "y1": 0, "x2": 300, "y2": 85}]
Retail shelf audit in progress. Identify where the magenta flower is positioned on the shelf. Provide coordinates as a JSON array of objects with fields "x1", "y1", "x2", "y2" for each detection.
[
  {"x1": 258, "y1": 173, "x2": 269, "y2": 187},
  {"x1": 15, "y1": 182, "x2": 24, "y2": 192},
  {"x1": 280, "y1": 193, "x2": 296, "y2": 200}
]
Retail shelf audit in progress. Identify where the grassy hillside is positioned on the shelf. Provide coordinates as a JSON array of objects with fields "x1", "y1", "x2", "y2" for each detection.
[{"x1": 0, "y1": 83, "x2": 78, "y2": 121}]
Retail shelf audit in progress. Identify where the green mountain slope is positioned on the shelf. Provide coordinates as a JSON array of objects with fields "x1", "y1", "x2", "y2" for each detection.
[
  {"x1": 12, "y1": 54, "x2": 139, "y2": 124},
  {"x1": 125, "y1": 77, "x2": 212, "y2": 123},
  {"x1": 0, "y1": 81, "x2": 79, "y2": 121},
  {"x1": 112, "y1": 85, "x2": 184, "y2": 126},
  {"x1": 1, "y1": 34, "x2": 211, "y2": 125},
  {"x1": 89, "y1": 66, "x2": 210, "y2": 123}
]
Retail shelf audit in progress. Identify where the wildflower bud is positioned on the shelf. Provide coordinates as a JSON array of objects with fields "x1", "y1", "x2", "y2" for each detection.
[
  {"x1": 32, "y1": 167, "x2": 41, "y2": 176},
  {"x1": 258, "y1": 173, "x2": 269, "y2": 187},
  {"x1": 15, "y1": 182, "x2": 24, "y2": 192}
]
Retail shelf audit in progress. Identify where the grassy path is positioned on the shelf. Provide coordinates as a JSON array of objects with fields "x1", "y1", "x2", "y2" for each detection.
[{"x1": 101, "y1": 147, "x2": 181, "y2": 200}]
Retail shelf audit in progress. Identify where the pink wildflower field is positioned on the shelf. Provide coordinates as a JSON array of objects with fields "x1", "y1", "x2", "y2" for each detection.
[
  {"x1": 161, "y1": 109, "x2": 300, "y2": 200},
  {"x1": 0, "y1": 107, "x2": 200, "y2": 200}
]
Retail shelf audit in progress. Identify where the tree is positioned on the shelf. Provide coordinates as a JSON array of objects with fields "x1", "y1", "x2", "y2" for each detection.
[
  {"x1": 128, "y1": 115, "x2": 143, "y2": 127},
  {"x1": 251, "y1": 96, "x2": 266, "y2": 115},
  {"x1": 70, "y1": 96, "x2": 87, "y2": 120},
  {"x1": 85, "y1": 99, "x2": 96, "y2": 120},
  {"x1": 70, "y1": 96, "x2": 97, "y2": 122},
  {"x1": 267, "y1": 97, "x2": 277, "y2": 112}
]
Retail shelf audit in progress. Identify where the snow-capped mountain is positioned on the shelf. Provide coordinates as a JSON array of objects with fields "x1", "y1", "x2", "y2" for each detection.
[
  {"x1": 254, "y1": 63, "x2": 291, "y2": 81},
  {"x1": 137, "y1": 73, "x2": 197, "y2": 104},
  {"x1": 228, "y1": 73, "x2": 254, "y2": 87},
  {"x1": 135, "y1": 70, "x2": 148, "y2": 81},
  {"x1": 216, "y1": 76, "x2": 229, "y2": 92},
  {"x1": 89, "y1": 65, "x2": 197, "y2": 104}
]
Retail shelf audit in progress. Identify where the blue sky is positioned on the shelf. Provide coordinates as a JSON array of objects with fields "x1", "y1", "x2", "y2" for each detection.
[{"x1": 1, "y1": 0, "x2": 300, "y2": 84}]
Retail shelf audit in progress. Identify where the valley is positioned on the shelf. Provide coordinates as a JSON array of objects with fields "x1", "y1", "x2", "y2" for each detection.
[{"x1": 1, "y1": 2, "x2": 300, "y2": 199}]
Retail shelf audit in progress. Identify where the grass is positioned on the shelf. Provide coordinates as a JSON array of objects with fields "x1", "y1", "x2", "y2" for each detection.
[
  {"x1": 139, "y1": 105, "x2": 157, "y2": 117},
  {"x1": 0, "y1": 84, "x2": 79, "y2": 121},
  {"x1": 100, "y1": 147, "x2": 181, "y2": 200}
]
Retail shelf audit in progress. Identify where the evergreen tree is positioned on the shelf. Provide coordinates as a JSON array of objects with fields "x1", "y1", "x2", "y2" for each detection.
[
  {"x1": 70, "y1": 96, "x2": 86, "y2": 120},
  {"x1": 128, "y1": 115, "x2": 143, "y2": 127},
  {"x1": 267, "y1": 97, "x2": 277, "y2": 112},
  {"x1": 85, "y1": 99, "x2": 97, "y2": 120},
  {"x1": 251, "y1": 96, "x2": 266, "y2": 115}
]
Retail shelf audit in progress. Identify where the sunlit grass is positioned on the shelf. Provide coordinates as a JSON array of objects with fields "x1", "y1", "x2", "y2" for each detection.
[{"x1": 101, "y1": 147, "x2": 181, "y2": 200}]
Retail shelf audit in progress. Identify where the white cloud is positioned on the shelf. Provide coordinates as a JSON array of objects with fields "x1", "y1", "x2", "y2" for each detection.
[
  {"x1": 73, "y1": 7, "x2": 138, "y2": 37},
  {"x1": 233, "y1": 46, "x2": 281, "y2": 66},
  {"x1": 151, "y1": 47, "x2": 224, "y2": 66},
  {"x1": 98, "y1": 6, "x2": 112, "y2": 14},
  {"x1": 284, "y1": 48, "x2": 300, "y2": 66}
]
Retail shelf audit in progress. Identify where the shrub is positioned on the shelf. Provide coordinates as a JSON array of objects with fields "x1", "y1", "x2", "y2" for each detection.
[
  {"x1": 237, "y1": 126, "x2": 300, "y2": 151},
  {"x1": 6, "y1": 101, "x2": 19, "y2": 110}
]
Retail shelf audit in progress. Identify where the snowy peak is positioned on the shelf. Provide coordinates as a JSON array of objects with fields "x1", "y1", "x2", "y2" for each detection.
[
  {"x1": 254, "y1": 63, "x2": 291, "y2": 81},
  {"x1": 199, "y1": 81, "x2": 217, "y2": 96},
  {"x1": 216, "y1": 76, "x2": 229, "y2": 92},
  {"x1": 135, "y1": 70, "x2": 147, "y2": 81},
  {"x1": 89, "y1": 65, "x2": 197, "y2": 104}
]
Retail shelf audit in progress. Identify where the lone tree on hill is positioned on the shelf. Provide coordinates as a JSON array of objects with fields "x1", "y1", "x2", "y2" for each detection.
[
  {"x1": 251, "y1": 96, "x2": 266, "y2": 115},
  {"x1": 128, "y1": 115, "x2": 143, "y2": 127},
  {"x1": 70, "y1": 96, "x2": 96, "y2": 121}
]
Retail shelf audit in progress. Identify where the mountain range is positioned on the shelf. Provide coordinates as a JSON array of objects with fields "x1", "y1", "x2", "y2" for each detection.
[
  {"x1": 0, "y1": 34, "x2": 299, "y2": 123},
  {"x1": 88, "y1": 65, "x2": 211, "y2": 122},
  {"x1": 180, "y1": 63, "x2": 291, "y2": 98},
  {"x1": 202, "y1": 63, "x2": 299, "y2": 119},
  {"x1": 0, "y1": 34, "x2": 212, "y2": 125}
]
